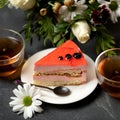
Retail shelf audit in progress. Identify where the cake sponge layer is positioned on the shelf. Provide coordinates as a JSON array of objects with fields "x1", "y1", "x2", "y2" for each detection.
[{"x1": 33, "y1": 71, "x2": 87, "y2": 86}]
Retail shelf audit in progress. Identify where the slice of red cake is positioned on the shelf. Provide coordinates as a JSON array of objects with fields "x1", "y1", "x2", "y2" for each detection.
[{"x1": 33, "y1": 40, "x2": 87, "y2": 86}]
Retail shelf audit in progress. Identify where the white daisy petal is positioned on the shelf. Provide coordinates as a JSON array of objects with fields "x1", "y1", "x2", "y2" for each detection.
[
  {"x1": 9, "y1": 101, "x2": 16, "y2": 107},
  {"x1": 29, "y1": 85, "x2": 36, "y2": 97},
  {"x1": 116, "y1": 7, "x2": 120, "y2": 16},
  {"x1": 23, "y1": 107, "x2": 28, "y2": 119},
  {"x1": 32, "y1": 89, "x2": 41, "y2": 98},
  {"x1": 34, "y1": 88, "x2": 41, "y2": 95},
  {"x1": 17, "y1": 85, "x2": 25, "y2": 94},
  {"x1": 59, "y1": 6, "x2": 67, "y2": 14},
  {"x1": 12, "y1": 104, "x2": 24, "y2": 112},
  {"x1": 71, "y1": 12, "x2": 76, "y2": 20},
  {"x1": 32, "y1": 100, "x2": 42, "y2": 106},
  {"x1": 9, "y1": 98, "x2": 22, "y2": 107},
  {"x1": 17, "y1": 107, "x2": 25, "y2": 115},
  {"x1": 97, "y1": 0, "x2": 107, "y2": 4},
  {"x1": 10, "y1": 96, "x2": 17, "y2": 100},
  {"x1": 13, "y1": 89, "x2": 20, "y2": 97},
  {"x1": 79, "y1": 0, "x2": 86, "y2": 4},
  {"x1": 32, "y1": 94, "x2": 41, "y2": 100},
  {"x1": 17, "y1": 85, "x2": 23, "y2": 91},
  {"x1": 23, "y1": 107, "x2": 33, "y2": 119},
  {"x1": 32, "y1": 105, "x2": 43, "y2": 113},
  {"x1": 23, "y1": 84, "x2": 30, "y2": 95},
  {"x1": 13, "y1": 88, "x2": 25, "y2": 98},
  {"x1": 26, "y1": 107, "x2": 33, "y2": 118}
]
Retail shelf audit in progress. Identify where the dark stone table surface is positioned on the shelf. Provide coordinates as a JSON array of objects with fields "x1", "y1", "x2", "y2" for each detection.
[{"x1": 0, "y1": 7, "x2": 120, "y2": 120}]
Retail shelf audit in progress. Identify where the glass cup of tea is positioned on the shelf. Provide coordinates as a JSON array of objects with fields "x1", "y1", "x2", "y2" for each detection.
[
  {"x1": 0, "y1": 28, "x2": 25, "y2": 80},
  {"x1": 95, "y1": 48, "x2": 120, "y2": 98}
]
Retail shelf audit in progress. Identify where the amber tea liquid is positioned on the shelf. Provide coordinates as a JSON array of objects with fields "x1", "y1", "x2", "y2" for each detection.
[
  {"x1": 98, "y1": 56, "x2": 120, "y2": 98},
  {"x1": 0, "y1": 37, "x2": 23, "y2": 77}
]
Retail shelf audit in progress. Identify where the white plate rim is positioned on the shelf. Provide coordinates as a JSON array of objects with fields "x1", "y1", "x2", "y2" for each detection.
[{"x1": 21, "y1": 48, "x2": 98, "y2": 104}]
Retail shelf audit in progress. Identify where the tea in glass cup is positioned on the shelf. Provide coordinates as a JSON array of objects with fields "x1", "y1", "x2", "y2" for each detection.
[
  {"x1": 0, "y1": 28, "x2": 25, "y2": 79},
  {"x1": 95, "y1": 48, "x2": 120, "y2": 98}
]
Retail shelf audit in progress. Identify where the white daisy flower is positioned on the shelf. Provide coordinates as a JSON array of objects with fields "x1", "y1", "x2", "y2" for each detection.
[
  {"x1": 98, "y1": 0, "x2": 120, "y2": 23},
  {"x1": 59, "y1": 0, "x2": 87, "y2": 22},
  {"x1": 9, "y1": 84, "x2": 43, "y2": 119}
]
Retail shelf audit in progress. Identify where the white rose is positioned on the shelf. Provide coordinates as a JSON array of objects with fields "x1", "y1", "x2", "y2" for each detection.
[
  {"x1": 71, "y1": 21, "x2": 91, "y2": 43},
  {"x1": 9, "y1": 0, "x2": 36, "y2": 10}
]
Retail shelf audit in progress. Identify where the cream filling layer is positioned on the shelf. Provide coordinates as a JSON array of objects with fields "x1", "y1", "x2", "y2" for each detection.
[{"x1": 34, "y1": 69, "x2": 86, "y2": 77}]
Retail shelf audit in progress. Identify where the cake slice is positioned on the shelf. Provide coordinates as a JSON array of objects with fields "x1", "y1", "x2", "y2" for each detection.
[{"x1": 33, "y1": 40, "x2": 87, "y2": 86}]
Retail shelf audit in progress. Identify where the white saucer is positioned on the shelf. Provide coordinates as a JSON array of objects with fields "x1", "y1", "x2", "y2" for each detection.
[{"x1": 21, "y1": 48, "x2": 98, "y2": 104}]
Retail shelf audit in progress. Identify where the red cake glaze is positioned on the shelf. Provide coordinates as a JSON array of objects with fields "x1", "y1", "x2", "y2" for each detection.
[{"x1": 35, "y1": 40, "x2": 87, "y2": 66}]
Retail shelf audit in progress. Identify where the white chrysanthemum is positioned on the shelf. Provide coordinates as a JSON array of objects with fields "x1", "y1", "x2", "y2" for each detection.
[
  {"x1": 59, "y1": 0, "x2": 87, "y2": 22},
  {"x1": 8, "y1": 0, "x2": 36, "y2": 10},
  {"x1": 9, "y1": 84, "x2": 43, "y2": 119},
  {"x1": 98, "y1": 0, "x2": 120, "y2": 23}
]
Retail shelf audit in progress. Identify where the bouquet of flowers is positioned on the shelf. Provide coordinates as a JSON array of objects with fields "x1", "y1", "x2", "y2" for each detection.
[{"x1": 1, "y1": 0, "x2": 120, "y2": 53}]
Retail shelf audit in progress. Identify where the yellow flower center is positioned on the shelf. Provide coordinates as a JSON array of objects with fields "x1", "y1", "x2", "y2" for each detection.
[{"x1": 23, "y1": 96, "x2": 32, "y2": 106}]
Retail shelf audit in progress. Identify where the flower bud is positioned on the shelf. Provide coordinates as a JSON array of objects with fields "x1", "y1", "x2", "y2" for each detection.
[
  {"x1": 89, "y1": 0, "x2": 95, "y2": 4},
  {"x1": 71, "y1": 21, "x2": 91, "y2": 43},
  {"x1": 53, "y1": 2, "x2": 61, "y2": 14},
  {"x1": 64, "y1": 0, "x2": 74, "y2": 7},
  {"x1": 40, "y1": 8, "x2": 47, "y2": 16},
  {"x1": 9, "y1": 0, "x2": 36, "y2": 10}
]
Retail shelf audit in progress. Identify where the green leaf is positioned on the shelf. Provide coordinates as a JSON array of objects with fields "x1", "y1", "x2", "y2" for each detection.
[
  {"x1": 0, "y1": 0, "x2": 7, "y2": 8},
  {"x1": 53, "y1": 34, "x2": 61, "y2": 44},
  {"x1": 73, "y1": 15, "x2": 85, "y2": 21},
  {"x1": 95, "y1": 25, "x2": 116, "y2": 54},
  {"x1": 23, "y1": 21, "x2": 32, "y2": 42},
  {"x1": 54, "y1": 21, "x2": 69, "y2": 33},
  {"x1": 56, "y1": 38, "x2": 65, "y2": 47},
  {"x1": 70, "y1": 32, "x2": 74, "y2": 40}
]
